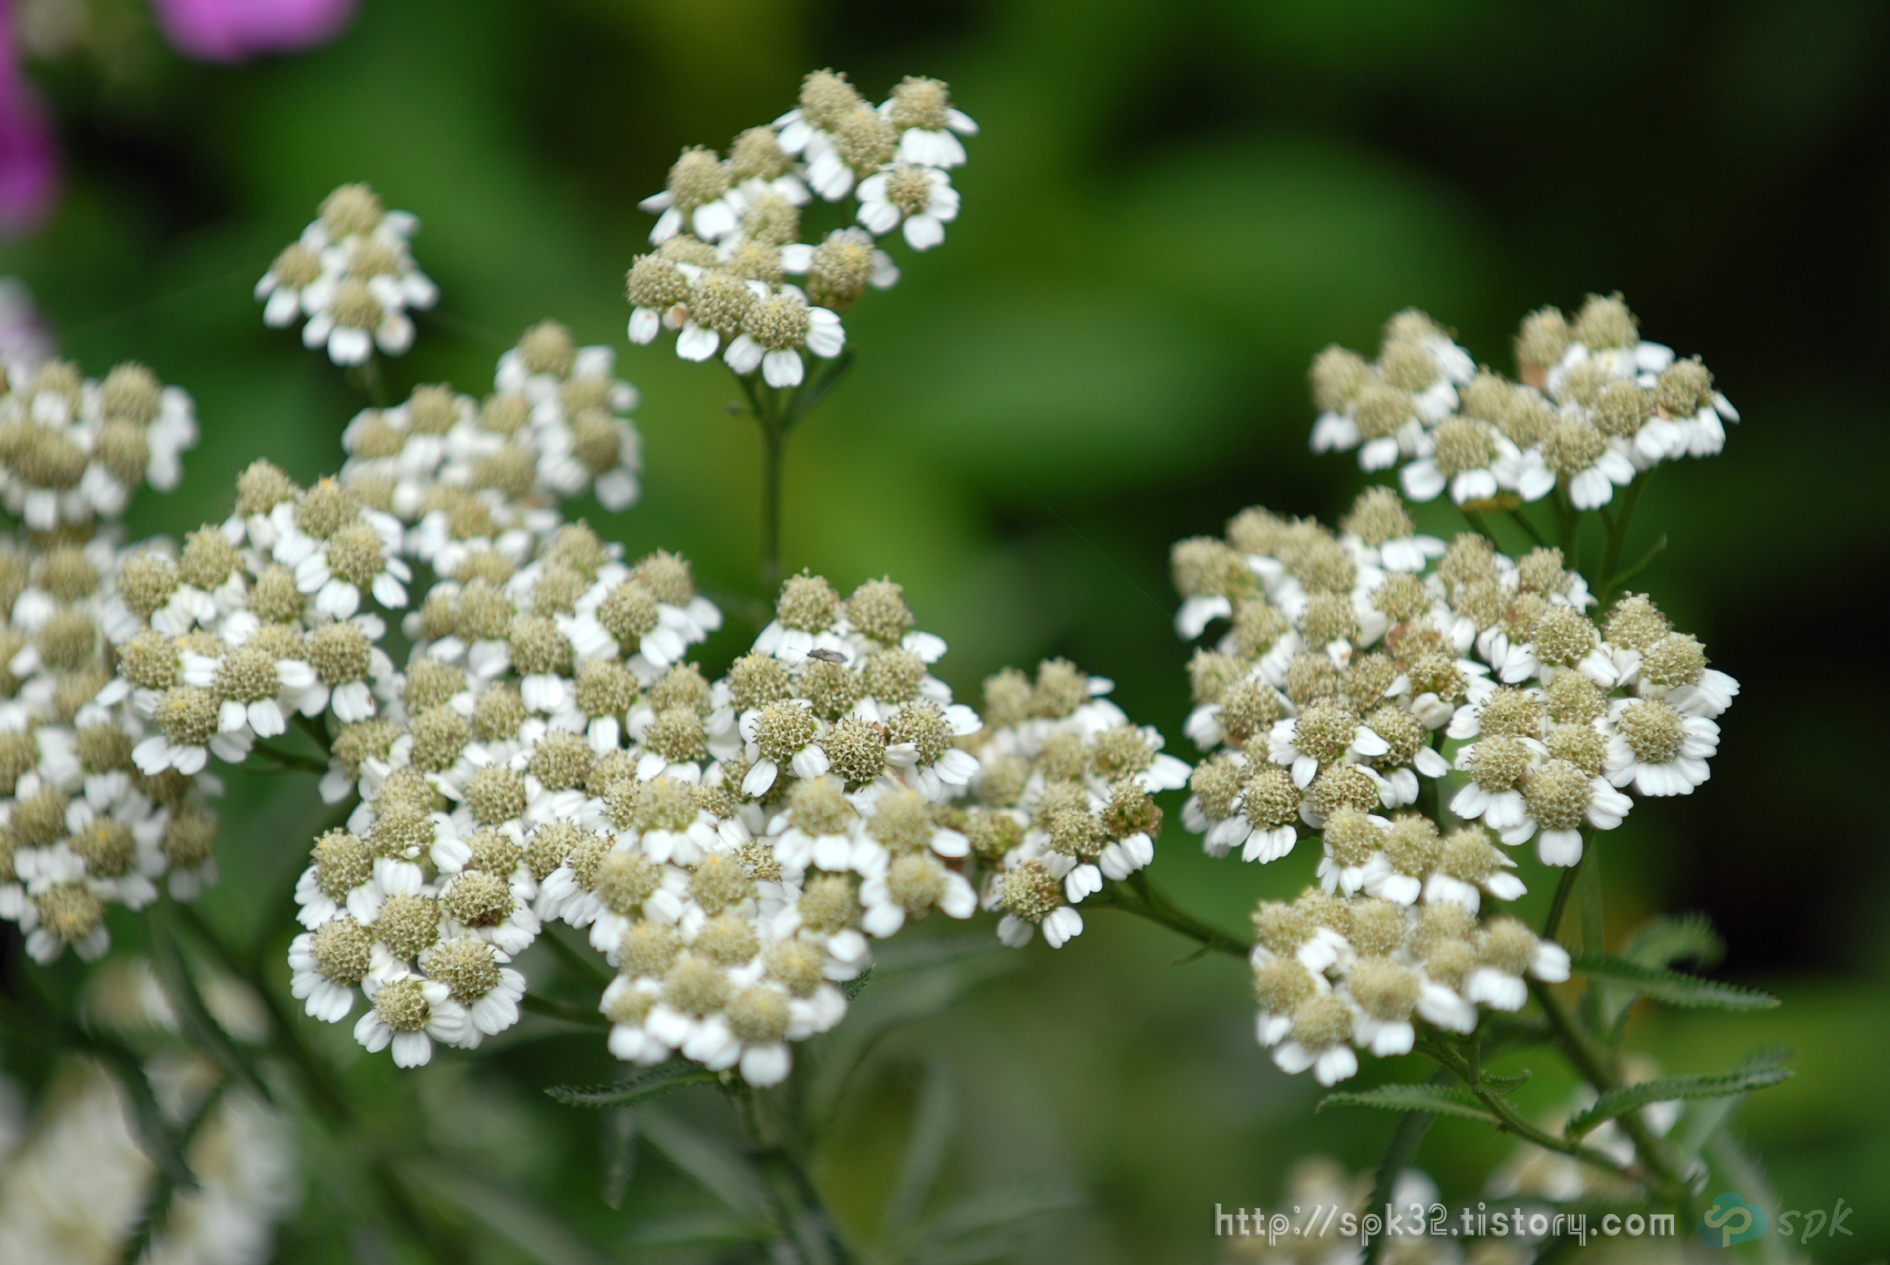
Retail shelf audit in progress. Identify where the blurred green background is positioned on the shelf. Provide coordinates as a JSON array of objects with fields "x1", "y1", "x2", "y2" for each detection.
[{"x1": 5, "y1": 0, "x2": 1889, "y2": 1260}]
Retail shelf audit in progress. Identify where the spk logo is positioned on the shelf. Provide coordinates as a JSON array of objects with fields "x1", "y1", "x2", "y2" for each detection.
[{"x1": 1699, "y1": 1192, "x2": 1769, "y2": 1248}]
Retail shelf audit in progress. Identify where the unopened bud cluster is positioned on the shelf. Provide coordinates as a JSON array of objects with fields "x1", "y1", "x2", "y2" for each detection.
[
  {"x1": 626, "y1": 70, "x2": 976, "y2": 388},
  {"x1": 1310, "y1": 298, "x2": 1737, "y2": 511},
  {"x1": 255, "y1": 183, "x2": 439, "y2": 366}
]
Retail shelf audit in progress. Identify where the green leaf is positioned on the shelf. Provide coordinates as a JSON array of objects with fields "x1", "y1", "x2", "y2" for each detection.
[
  {"x1": 599, "y1": 1108, "x2": 636, "y2": 1209},
  {"x1": 884, "y1": 1059, "x2": 957, "y2": 1247},
  {"x1": 623, "y1": 1210, "x2": 771, "y2": 1246},
  {"x1": 1673, "y1": 1093, "x2": 1747, "y2": 1166},
  {"x1": 545, "y1": 1058, "x2": 718, "y2": 1108},
  {"x1": 1317, "y1": 1083, "x2": 1501, "y2": 1124},
  {"x1": 409, "y1": 1162, "x2": 610, "y2": 1265},
  {"x1": 145, "y1": 907, "x2": 274, "y2": 1105},
  {"x1": 911, "y1": 1183, "x2": 1085, "y2": 1265},
  {"x1": 1477, "y1": 1069, "x2": 1533, "y2": 1095},
  {"x1": 1566, "y1": 1056, "x2": 1793, "y2": 1139},
  {"x1": 803, "y1": 956, "x2": 1017, "y2": 1137},
  {"x1": 635, "y1": 1106, "x2": 774, "y2": 1225},
  {"x1": 1569, "y1": 952, "x2": 1779, "y2": 1010},
  {"x1": 1624, "y1": 914, "x2": 1726, "y2": 971},
  {"x1": 842, "y1": 965, "x2": 876, "y2": 1000}
]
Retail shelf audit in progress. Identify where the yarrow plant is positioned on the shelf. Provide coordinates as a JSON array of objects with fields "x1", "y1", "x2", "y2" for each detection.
[
  {"x1": 0, "y1": 75, "x2": 1784, "y2": 1261},
  {"x1": 1160, "y1": 297, "x2": 1780, "y2": 1264},
  {"x1": 624, "y1": 69, "x2": 975, "y2": 592}
]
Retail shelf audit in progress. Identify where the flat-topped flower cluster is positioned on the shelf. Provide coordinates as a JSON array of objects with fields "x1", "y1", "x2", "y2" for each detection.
[
  {"x1": 1175, "y1": 500, "x2": 1735, "y2": 875},
  {"x1": 256, "y1": 184, "x2": 438, "y2": 367},
  {"x1": 2, "y1": 357, "x2": 217, "y2": 967},
  {"x1": 1171, "y1": 296, "x2": 1740, "y2": 1084},
  {"x1": 1311, "y1": 298, "x2": 1737, "y2": 510},
  {"x1": 625, "y1": 70, "x2": 975, "y2": 388}
]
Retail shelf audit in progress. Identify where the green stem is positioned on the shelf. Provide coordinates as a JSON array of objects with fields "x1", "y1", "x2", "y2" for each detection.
[
  {"x1": 741, "y1": 1087, "x2": 856, "y2": 1265},
  {"x1": 539, "y1": 925, "x2": 612, "y2": 990},
  {"x1": 1595, "y1": 472, "x2": 1649, "y2": 601},
  {"x1": 520, "y1": 992, "x2": 610, "y2": 1030},
  {"x1": 1506, "y1": 508, "x2": 1548, "y2": 548},
  {"x1": 172, "y1": 903, "x2": 352, "y2": 1123},
  {"x1": 1540, "y1": 837, "x2": 1589, "y2": 941},
  {"x1": 1531, "y1": 983, "x2": 1694, "y2": 1209},
  {"x1": 760, "y1": 415, "x2": 785, "y2": 597},
  {"x1": 173, "y1": 906, "x2": 469, "y2": 1255},
  {"x1": 1417, "y1": 1038, "x2": 1630, "y2": 1180},
  {"x1": 731, "y1": 355, "x2": 854, "y2": 599},
  {"x1": 1457, "y1": 506, "x2": 1501, "y2": 547},
  {"x1": 1551, "y1": 486, "x2": 1581, "y2": 572},
  {"x1": 1361, "y1": 1085, "x2": 1438, "y2": 1265},
  {"x1": 1098, "y1": 871, "x2": 1251, "y2": 960},
  {"x1": 359, "y1": 355, "x2": 389, "y2": 408},
  {"x1": 293, "y1": 711, "x2": 333, "y2": 757},
  {"x1": 248, "y1": 742, "x2": 330, "y2": 775}
]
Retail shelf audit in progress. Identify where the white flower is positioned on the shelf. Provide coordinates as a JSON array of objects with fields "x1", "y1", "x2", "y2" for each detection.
[
  {"x1": 353, "y1": 975, "x2": 469, "y2": 1068},
  {"x1": 288, "y1": 933, "x2": 358, "y2": 1022},
  {"x1": 1603, "y1": 698, "x2": 1719, "y2": 797},
  {"x1": 1271, "y1": 1031, "x2": 1359, "y2": 1087},
  {"x1": 1465, "y1": 939, "x2": 1571, "y2": 1012},
  {"x1": 855, "y1": 166, "x2": 960, "y2": 250},
  {"x1": 996, "y1": 905, "x2": 1083, "y2": 949},
  {"x1": 300, "y1": 275, "x2": 419, "y2": 366}
]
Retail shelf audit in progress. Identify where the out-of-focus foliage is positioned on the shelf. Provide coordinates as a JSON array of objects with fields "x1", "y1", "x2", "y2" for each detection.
[{"x1": 3, "y1": 0, "x2": 1887, "y2": 1261}]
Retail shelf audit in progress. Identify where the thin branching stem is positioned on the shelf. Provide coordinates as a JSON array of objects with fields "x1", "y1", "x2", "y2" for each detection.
[{"x1": 1094, "y1": 871, "x2": 1251, "y2": 959}]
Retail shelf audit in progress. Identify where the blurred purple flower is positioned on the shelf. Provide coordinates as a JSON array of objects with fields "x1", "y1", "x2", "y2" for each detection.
[
  {"x1": 0, "y1": 0, "x2": 59, "y2": 235},
  {"x1": 150, "y1": 0, "x2": 359, "y2": 63}
]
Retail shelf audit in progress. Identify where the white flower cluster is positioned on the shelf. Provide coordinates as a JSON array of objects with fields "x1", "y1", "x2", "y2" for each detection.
[
  {"x1": 338, "y1": 321, "x2": 643, "y2": 521},
  {"x1": 626, "y1": 70, "x2": 977, "y2": 388},
  {"x1": 1174, "y1": 320, "x2": 1742, "y2": 1083},
  {"x1": 1, "y1": 351, "x2": 220, "y2": 967},
  {"x1": 1311, "y1": 298, "x2": 1737, "y2": 511},
  {"x1": 0, "y1": 359, "x2": 198, "y2": 530},
  {"x1": 1174, "y1": 490, "x2": 1736, "y2": 875},
  {"x1": 255, "y1": 183, "x2": 439, "y2": 366},
  {"x1": 1252, "y1": 887, "x2": 1570, "y2": 1086},
  {"x1": 968, "y1": 659, "x2": 1189, "y2": 949}
]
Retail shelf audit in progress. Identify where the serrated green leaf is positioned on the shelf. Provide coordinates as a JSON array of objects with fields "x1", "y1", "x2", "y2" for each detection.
[
  {"x1": 1624, "y1": 913, "x2": 1725, "y2": 972},
  {"x1": 1317, "y1": 1083, "x2": 1501, "y2": 1124},
  {"x1": 1477, "y1": 1070, "x2": 1532, "y2": 1095},
  {"x1": 546, "y1": 1058, "x2": 718, "y2": 1108},
  {"x1": 1570, "y1": 952, "x2": 1778, "y2": 1010},
  {"x1": 842, "y1": 965, "x2": 876, "y2": 1000},
  {"x1": 1566, "y1": 1057, "x2": 1793, "y2": 1138}
]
